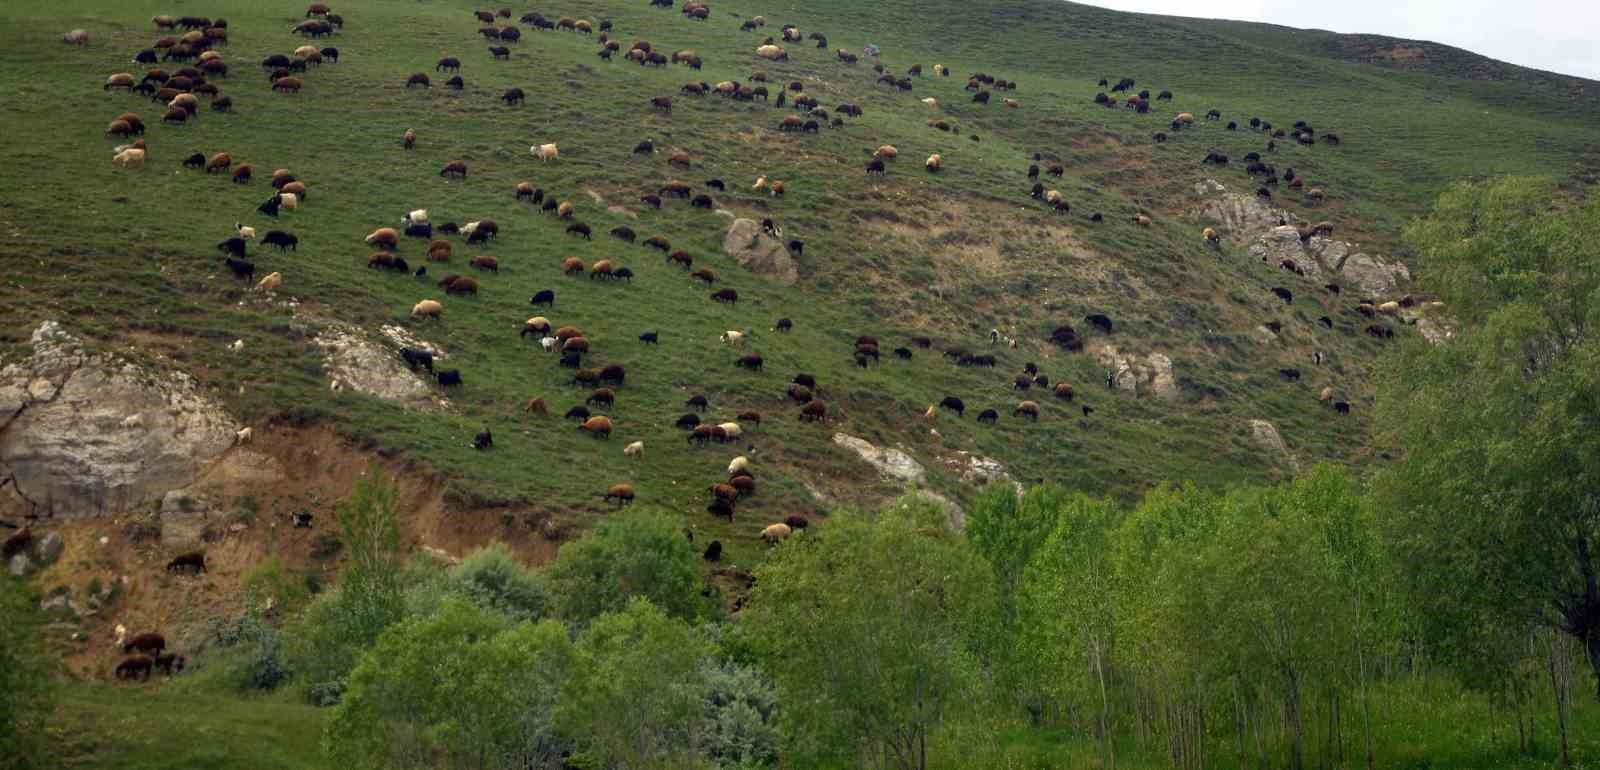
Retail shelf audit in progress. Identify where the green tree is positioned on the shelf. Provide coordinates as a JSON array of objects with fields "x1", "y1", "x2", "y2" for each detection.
[
  {"x1": 743, "y1": 498, "x2": 997, "y2": 770},
  {"x1": 1016, "y1": 493, "x2": 1121, "y2": 766},
  {"x1": 324, "y1": 599, "x2": 575, "y2": 770},
  {"x1": 291, "y1": 467, "x2": 408, "y2": 702},
  {"x1": 964, "y1": 485, "x2": 1065, "y2": 722},
  {"x1": 0, "y1": 577, "x2": 52, "y2": 770},
  {"x1": 447, "y1": 542, "x2": 551, "y2": 623},
  {"x1": 547, "y1": 509, "x2": 706, "y2": 628},
  {"x1": 558, "y1": 598, "x2": 713, "y2": 769},
  {"x1": 1377, "y1": 178, "x2": 1600, "y2": 697}
]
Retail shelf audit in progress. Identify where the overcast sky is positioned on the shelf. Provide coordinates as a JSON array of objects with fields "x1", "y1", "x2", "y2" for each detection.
[{"x1": 1078, "y1": 0, "x2": 1600, "y2": 80}]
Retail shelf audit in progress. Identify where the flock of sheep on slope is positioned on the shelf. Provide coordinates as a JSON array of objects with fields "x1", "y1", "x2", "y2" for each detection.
[{"x1": 79, "y1": 2, "x2": 1405, "y2": 591}]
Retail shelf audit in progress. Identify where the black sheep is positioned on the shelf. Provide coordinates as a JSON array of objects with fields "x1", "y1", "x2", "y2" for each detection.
[
  {"x1": 435, "y1": 369, "x2": 462, "y2": 387},
  {"x1": 529, "y1": 289, "x2": 555, "y2": 307},
  {"x1": 262, "y1": 231, "x2": 298, "y2": 251},
  {"x1": 703, "y1": 541, "x2": 722, "y2": 561},
  {"x1": 215, "y1": 237, "x2": 247, "y2": 257},
  {"x1": 675, "y1": 413, "x2": 701, "y2": 430},
  {"x1": 565, "y1": 406, "x2": 591, "y2": 420},
  {"x1": 399, "y1": 347, "x2": 434, "y2": 372},
  {"x1": 939, "y1": 396, "x2": 965, "y2": 417},
  {"x1": 472, "y1": 430, "x2": 494, "y2": 449},
  {"x1": 639, "y1": 331, "x2": 659, "y2": 344},
  {"x1": 223, "y1": 258, "x2": 254, "y2": 280}
]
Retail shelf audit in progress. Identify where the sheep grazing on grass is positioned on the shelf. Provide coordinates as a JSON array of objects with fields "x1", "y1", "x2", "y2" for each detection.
[
  {"x1": 166, "y1": 551, "x2": 206, "y2": 574},
  {"x1": 761, "y1": 523, "x2": 792, "y2": 544},
  {"x1": 439, "y1": 160, "x2": 468, "y2": 179},
  {"x1": 1203, "y1": 227, "x2": 1220, "y2": 245},
  {"x1": 63, "y1": 29, "x2": 90, "y2": 46},
  {"x1": 799, "y1": 400, "x2": 827, "y2": 422},
  {"x1": 1015, "y1": 400, "x2": 1041, "y2": 420},
  {"x1": 117, "y1": 656, "x2": 155, "y2": 681},
  {"x1": 580, "y1": 416, "x2": 613, "y2": 438},
  {"x1": 925, "y1": 154, "x2": 943, "y2": 172},
  {"x1": 402, "y1": 128, "x2": 416, "y2": 149},
  {"x1": 256, "y1": 272, "x2": 283, "y2": 292},
  {"x1": 603, "y1": 483, "x2": 634, "y2": 505},
  {"x1": 113, "y1": 148, "x2": 146, "y2": 168},
  {"x1": 411, "y1": 299, "x2": 443, "y2": 318},
  {"x1": 531, "y1": 143, "x2": 559, "y2": 161}
]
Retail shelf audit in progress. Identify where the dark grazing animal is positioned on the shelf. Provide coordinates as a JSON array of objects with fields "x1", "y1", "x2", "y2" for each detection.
[
  {"x1": 939, "y1": 396, "x2": 965, "y2": 417},
  {"x1": 224, "y1": 258, "x2": 255, "y2": 281},
  {"x1": 400, "y1": 347, "x2": 434, "y2": 372},
  {"x1": 216, "y1": 237, "x2": 247, "y2": 258},
  {"x1": 435, "y1": 369, "x2": 463, "y2": 387},
  {"x1": 472, "y1": 430, "x2": 494, "y2": 450},
  {"x1": 530, "y1": 289, "x2": 555, "y2": 307},
  {"x1": 124, "y1": 632, "x2": 166, "y2": 656},
  {"x1": 166, "y1": 551, "x2": 206, "y2": 574},
  {"x1": 262, "y1": 230, "x2": 298, "y2": 251}
]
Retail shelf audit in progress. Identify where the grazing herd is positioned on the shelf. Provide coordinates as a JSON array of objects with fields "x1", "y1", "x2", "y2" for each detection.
[{"x1": 74, "y1": 0, "x2": 1389, "y2": 679}]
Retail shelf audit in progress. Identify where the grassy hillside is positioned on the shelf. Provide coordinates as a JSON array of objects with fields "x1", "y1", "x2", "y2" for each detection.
[{"x1": 0, "y1": 0, "x2": 1595, "y2": 552}]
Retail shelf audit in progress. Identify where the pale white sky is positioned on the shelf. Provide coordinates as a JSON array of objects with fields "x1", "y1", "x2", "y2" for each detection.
[{"x1": 1079, "y1": 0, "x2": 1600, "y2": 80}]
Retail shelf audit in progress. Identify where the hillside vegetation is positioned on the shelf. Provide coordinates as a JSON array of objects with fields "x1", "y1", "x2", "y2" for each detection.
[{"x1": 2, "y1": 0, "x2": 1595, "y2": 549}]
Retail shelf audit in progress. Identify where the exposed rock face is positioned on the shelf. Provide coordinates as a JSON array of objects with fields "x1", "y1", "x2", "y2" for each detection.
[
  {"x1": 1196, "y1": 180, "x2": 1289, "y2": 234},
  {"x1": 37, "y1": 532, "x2": 63, "y2": 566},
  {"x1": 1197, "y1": 180, "x2": 1412, "y2": 298},
  {"x1": 1247, "y1": 419, "x2": 1297, "y2": 470},
  {"x1": 832, "y1": 433, "x2": 926, "y2": 483},
  {"x1": 0, "y1": 322, "x2": 239, "y2": 520},
  {"x1": 723, "y1": 219, "x2": 798, "y2": 285},
  {"x1": 314, "y1": 323, "x2": 441, "y2": 408},
  {"x1": 159, "y1": 490, "x2": 214, "y2": 549},
  {"x1": 1093, "y1": 344, "x2": 1179, "y2": 400}
]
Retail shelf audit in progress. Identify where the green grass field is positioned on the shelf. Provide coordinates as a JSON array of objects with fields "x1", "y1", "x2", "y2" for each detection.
[{"x1": 0, "y1": 0, "x2": 1594, "y2": 557}]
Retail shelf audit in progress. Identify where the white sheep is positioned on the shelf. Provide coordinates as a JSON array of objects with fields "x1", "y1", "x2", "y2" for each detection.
[
  {"x1": 278, "y1": 192, "x2": 299, "y2": 210},
  {"x1": 924, "y1": 405, "x2": 936, "y2": 419},
  {"x1": 921, "y1": 97, "x2": 938, "y2": 108},
  {"x1": 761, "y1": 523, "x2": 792, "y2": 544},
  {"x1": 113, "y1": 624, "x2": 127, "y2": 648},
  {"x1": 412, "y1": 299, "x2": 443, "y2": 318},
  {"x1": 752, "y1": 175, "x2": 767, "y2": 190},
  {"x1": 728, "y1": 456, "x2": 750, "y2": 475},
  {"x1": 624, "y1": 441, "x2": 644, "y2": 458},
  {"x1": 461, "y1": 220, "x2": 480, "y2": 236},
  {"x1": 112, "y1": 147, "x2": 145, "y2": 168},
  {"x1": 229, "y1": 339, "x2": 245, "y2": 352},
  {"x1": 718, "y1": 422, "x2": 743, "y2": 440},
  {"x1": 235, "y1": 222, "x2": 256, "y2": 239},
  {"x1": 236, "y1": 427, "x2": 253, "y2": 444},
  {"x1": 531, "y1": 143, "x2": 559, "y2": 162},
  {"x1": 539, "y1": 336, "x2": 558, "y2": 352},
  {"x1": 720, "y1": 330, "x2": 745, "y2": 346},
  {"x1": 256, "y1": 272, "x2": 283, "y2": 292},
  {"x1": 403, "y1": 208, "x2": 428, "y2": 225},
  {"x1": 1378, "y1": 301, "x2": 1401, "y2": 315}
]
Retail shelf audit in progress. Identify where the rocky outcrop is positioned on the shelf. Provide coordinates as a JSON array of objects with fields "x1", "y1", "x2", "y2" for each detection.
[
  {"x1": 1247, "y1": 419, "x2": 1297, "y2": 471},
  {"x1": 159, "y1": 490, "x2": 215, "y2": 549},
  {"x1": 832, "y1": 433, "x2": 926, "y2": 484},
  {"x1": 314, "y1": 322, "x2": 442, "y2": 408},
  {"x1": 723, "y1": 219, "x2": 798, "y2": 285},
  {"x1": 1093, "y1": 344, "x2": 1179, "y2": 400},
  {"x1": 0, "y1": 322, "x2": 239, "y2": 520},
  {"x1": 1196, "y1": 180, "x2": 1412, "y2": 298}
]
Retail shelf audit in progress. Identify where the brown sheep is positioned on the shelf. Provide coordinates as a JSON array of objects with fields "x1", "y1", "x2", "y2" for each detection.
[
  {"x1": 440, "y1": 160, "x2": 468, "y2": 179},
  {"x1": 709, "y1": 483, "x2": 739, "y2": 503},
  {"x1": 271, "y1": 76, "x2": 303, "y2": 92},
  {"x1": 441, "y1": 276, "x2": 479, "y2": 295},
  {"x1": 403, "y1": 128, "x2": 416, "y2": 149},
  {"x1": 428, "y1": 240, "x2": 453, "y2": 261},
  {"x1": 1015, "y1": 400, "x2": 1041, "y2": 420},
  {"x1": 526, "y1": 396, "x2": 549, "y2": 415},
  {"x1": 562, "y1": 257, "x2": 585, "y2": 275},
  {"x1": 515, "y1": 181, "x2": 536, "y2": 200},
  {"x1": 281, "y1": 181, "x2": 307, "y2": 200},
  {"x1": 668, "y1": 148, "x2": 691, "y2": 166},
  {"x1": 562, "y1": 336, "x2": 590, "y2": 354},
  {"x1": 1054, "y1": 383, "x2": 1074, "y2": 401},
  {"x1": 737, "y1": 410, "x2": 762, "y2": 428},
  {"x1": 522, "y1": 317, "x2": 552, "y2": 337},
  {"x1": 799, "y1": 400, "x2": 827, "y2": 422},
  {"x1": 587, "y1": 387, "x2": 615, "y2": 407},
  {"x1": 590, "y1": 259, "x2": 614, "y2": 279},
  {"x1": 603, "y1": 483, "x2": 635, "y2": 506},
  {"x1": 580, "y1": 415, "x2": 613, "y2": 438},
  {"x1": 202, "y1": 152, "x2": 232, "y2": 173},
  {"x1": 124, "y1": 632, "x2": 166, "y2": 656},
  {"x1": 105, "y1": 73, "x2": 138, "y2": 91},
  {"x1": 668, "y1": 250, "x2": 693, "y2": 269},
  {"x1": 557, "y1": 201, "x2": 574, "y2": 219},
  {"x1": 554, "y1": 325, "x2": 584, "y2": 341},
  {"x1": 469, "y1": 255, "x2": 499, "y2": 272},
  {"x1": 729, "y1": 475, "x2": 756, "y2": 496},
  {"x1": 691, "y1": 268, "x2": 717, "y2": 285},
  {"x1": 711, "y1": 288, "x2": 738, "y2": 304},
  {"x1": 161, "y1": 108, "x2": 188, "y2": 124},
  {"x1": 366, "y1": 228, "x2": 400, "y2": 250}
]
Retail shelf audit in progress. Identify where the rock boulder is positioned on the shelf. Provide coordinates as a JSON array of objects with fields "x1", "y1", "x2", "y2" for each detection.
[
  {"x1": 723, "y1": 219, "x2": 798, "y2": 285},
  {"x1": 0, "y1": 322, "x2": 238, "y2": 520}
]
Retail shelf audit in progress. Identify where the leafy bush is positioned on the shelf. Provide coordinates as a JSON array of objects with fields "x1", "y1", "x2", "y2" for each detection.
[
  {"x1": 701, "y1": 659, "x2": 781, "y2": 769},
  {"x1": 447, "y1": 543, "x2": 551, "y2": 623},
  {"x1": 547, "y1": 508, "x2": 708, "y2": 628},
  {"x1": 324, "y1": 599, "x2": 575, "y2": 770}
]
